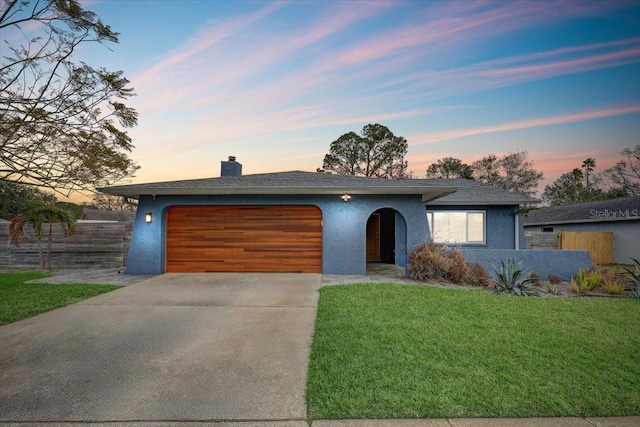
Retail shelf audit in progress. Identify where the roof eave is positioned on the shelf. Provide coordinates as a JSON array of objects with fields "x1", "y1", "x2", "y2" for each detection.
[
  {"x1": 426, "y1": 200, "x2": 537, "y2": 206},
  {"x1": 99, "y1": 186, "x2": 460, "y2": 199},
  {"x1": 524, "y1": 216, "x2": 640, "y2": 226}
]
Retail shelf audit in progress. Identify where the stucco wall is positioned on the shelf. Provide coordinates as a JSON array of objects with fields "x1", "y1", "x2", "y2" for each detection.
[
  {"x1": 524, "y1": 220, "x2": 640, "y2": 264},
  {"x1": 125, "y1": 194, "x2": 429, "y2": 275},
  {"x1": 459, "y1": 248, "x2": 592, "y2": 281}
]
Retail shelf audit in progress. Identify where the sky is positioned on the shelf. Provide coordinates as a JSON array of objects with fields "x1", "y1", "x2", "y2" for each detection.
[{"x1": 71, "y1": 1, "x2": 640, "y2": 198}]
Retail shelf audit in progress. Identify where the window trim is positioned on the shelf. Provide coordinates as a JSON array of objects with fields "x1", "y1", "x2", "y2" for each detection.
[{"x1": 426, "y1": 210, "x2": 486, "y2": 245}]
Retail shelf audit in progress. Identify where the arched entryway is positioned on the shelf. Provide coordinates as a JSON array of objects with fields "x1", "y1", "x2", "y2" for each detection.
[{"x1": 366, "y1": 208, "x2": 406, "y2": 266}]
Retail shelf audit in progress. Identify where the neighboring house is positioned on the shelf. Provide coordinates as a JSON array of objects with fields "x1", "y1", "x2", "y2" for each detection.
[
  {"x1": 523, "y1": 197, "x2": 640, "y2": 264},
  {"x1": 99, "y1": 157, "x2": 537, "y2": 275},
  {"x1": 80, "y1": 208, "x2": 136, "y2": 222}
]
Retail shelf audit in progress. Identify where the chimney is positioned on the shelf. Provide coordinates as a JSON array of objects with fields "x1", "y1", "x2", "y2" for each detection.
[{"x1": 221, "y1": 156, "x2": 242, "y2": 177}]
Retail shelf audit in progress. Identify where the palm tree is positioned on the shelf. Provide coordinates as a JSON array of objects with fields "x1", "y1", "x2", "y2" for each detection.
[
  {"x1": 9, "y1": 202, "x2": 77, "y2": 270},
  {"x1": 582, "y1": 158, "x2": 596, "y2": 189}
]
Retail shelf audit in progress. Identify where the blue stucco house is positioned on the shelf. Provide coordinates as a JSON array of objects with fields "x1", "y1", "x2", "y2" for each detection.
[{"x1": 100, "y1": 157, "x2": 537, "y2": 275}]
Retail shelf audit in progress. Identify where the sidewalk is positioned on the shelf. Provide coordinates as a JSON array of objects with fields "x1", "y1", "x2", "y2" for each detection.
[{"x1": 3, "y1": 416, "x2": 640, "y2": 426}]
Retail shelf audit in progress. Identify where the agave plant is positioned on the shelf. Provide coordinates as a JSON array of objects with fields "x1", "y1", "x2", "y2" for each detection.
[
  {"x1": 623, "y1": 257, "x2": 640, "y2": 298},
  {"x1": 493, "y1": 258, "x2": 540, "y2": 296}
]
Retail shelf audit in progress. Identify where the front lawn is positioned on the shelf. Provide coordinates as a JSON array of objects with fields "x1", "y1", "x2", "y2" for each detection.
[
  {"x1": 307, "y1": 283, "x2": 640, "y2": 419},
  {"x1": 0, "y1": 271, "x2": 120, "y2": 325}
]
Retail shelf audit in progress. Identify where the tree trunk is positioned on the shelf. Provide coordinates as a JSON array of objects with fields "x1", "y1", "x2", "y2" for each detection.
[
  {"x1": 37, "y1": 238, "x2": 44, "y2": 269},
  {"x1": 47, "y1": 222, "x2": 53, "y2": 271}
]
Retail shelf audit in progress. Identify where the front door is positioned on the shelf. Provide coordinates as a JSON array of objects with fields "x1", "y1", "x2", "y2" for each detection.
[{"x1": 366, "y1": 213, "x2": 380, "y2": 262}]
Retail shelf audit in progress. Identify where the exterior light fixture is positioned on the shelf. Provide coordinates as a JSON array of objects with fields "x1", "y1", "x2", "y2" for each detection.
[
  {"x1": 341, "y1": 194, "x2": 351, "y2": 202},
  {"x1": 145, "y1": 212, "x2": 153, "y2": 223}
]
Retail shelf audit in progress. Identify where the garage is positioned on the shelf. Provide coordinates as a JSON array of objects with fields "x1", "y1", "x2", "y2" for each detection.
[{"x1": 165, "y1": 205, "x2": 322, "y2": 273}]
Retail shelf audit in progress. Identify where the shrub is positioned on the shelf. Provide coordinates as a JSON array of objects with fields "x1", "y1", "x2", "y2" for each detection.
[
  {"x1": 602, "y1": 282, "x2": 625, "y2": 295},
  {"x1": 409, "y1": 242, "x2": 448, "y2": 282},
  {"x1": 570, "y1": 269, "x2": 602, "y2": 294},
  {"x1": 623, "y1": 257, "x2": 640, "y2": 298},
  {"x1": 529, "y1": 271, "x2": 541, "y2": 286},
  {"x1": 596, "y1": 265, "x2": 625, "y2": 286},
  {"x1": 548, "y1": 274, "x2": 562, "y2": 285},
  {"x1": 408, "y1": 242, "x2": 468, "y2": 284},
  {"x1": 596, "y1": 265, "x2": 627, "y2": 296},
  {"x1": 466, "y1": 262, "x2": 491, "y2": 287},
  {"x1": 447, "y1": 248, "x2": 468, "y2": 283},
  {"x1": 493, "y1": 258, "x2": 540, "y2": 296}
]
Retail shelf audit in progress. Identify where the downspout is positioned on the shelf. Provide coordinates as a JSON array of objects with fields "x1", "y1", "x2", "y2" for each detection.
[
  {"x1": 514, "y1": 213, "x2": 519, "y2": 250},
  {"x1": 514, "y1": 206, "x2": 526, "y2": 250}
]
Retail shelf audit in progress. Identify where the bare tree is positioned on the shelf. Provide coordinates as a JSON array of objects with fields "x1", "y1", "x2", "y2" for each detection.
[
  {"x1": 1, "y1": 0, "x2": 139, "y2": 196},
  {"x1": 88, "y1": 192, "x2": 137, "y2": 211},
  {"x1": 603, "y1": 145, "x2": 640, "y2": 197},
  {"x1": 471, "y1": 151, "x2": 543, "y2": 196}
]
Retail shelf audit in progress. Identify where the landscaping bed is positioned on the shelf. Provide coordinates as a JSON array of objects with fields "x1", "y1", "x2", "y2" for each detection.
[{"x1": 306, "y1": 283, "x2": 640, "y2": 419}]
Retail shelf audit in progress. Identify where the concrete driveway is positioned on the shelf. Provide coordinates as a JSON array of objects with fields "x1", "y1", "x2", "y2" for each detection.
[{"x1": 0, "y1": 273, "x2": 322, "y2": 424}]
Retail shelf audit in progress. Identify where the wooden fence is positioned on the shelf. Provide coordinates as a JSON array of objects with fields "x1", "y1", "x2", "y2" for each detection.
[
  {"x1": 525, "y1": 231, "x2": 558, "y2": 250},
  {"x1": 0, "y1": 221, "x2": 132, "y2": 269},
  {"x1": 558, "y1": 231, "x2": 613, "y2": 264}
]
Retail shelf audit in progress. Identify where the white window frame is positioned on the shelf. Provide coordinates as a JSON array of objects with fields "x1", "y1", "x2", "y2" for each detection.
[{"x1": 426, "y1": 210, "x2": 486, "y2": 245}]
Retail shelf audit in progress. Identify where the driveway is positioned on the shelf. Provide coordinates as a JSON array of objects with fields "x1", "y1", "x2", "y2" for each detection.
[{"x1": 0, "y1": 273, "x2": 322, "y2": 423}]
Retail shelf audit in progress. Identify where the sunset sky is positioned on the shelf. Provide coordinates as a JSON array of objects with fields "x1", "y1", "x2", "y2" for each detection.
[{"x1": 76, "y1": 0, "x2": 640, "y2": 197}]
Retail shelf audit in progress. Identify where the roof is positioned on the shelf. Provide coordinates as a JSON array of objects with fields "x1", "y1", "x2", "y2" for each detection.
[
  {"x1": 99, "y1": 171, "x2": 537, "y2": 205},
  {"x1": 425, "y1": 178, "x2": 538, "y2": 206},
  {"x1": 81, "y1": 208, "x2": 136, "y2": 222},
  {"x1": 524, "y1": 197, "x2": 640, "y2": 226}
]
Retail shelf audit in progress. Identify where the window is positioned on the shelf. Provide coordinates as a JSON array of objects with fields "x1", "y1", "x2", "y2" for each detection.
[
  {"x1": 541, "y1": 227, "x2": 553, "y2": 232},
  {"x1": 427, "y1": 211, "x2": 485, "y2": 244}
]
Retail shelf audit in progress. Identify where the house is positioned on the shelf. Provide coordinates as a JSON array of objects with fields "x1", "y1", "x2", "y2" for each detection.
[
  {"x1": 99, "y1": 157, "x2": 537, "y2": 275},
  {"x1": 523, "y1": 197, "x2": 640, "y2": 264},
  {"x1": 79, "y1": 208, "x2": 136, "y2": 222}
]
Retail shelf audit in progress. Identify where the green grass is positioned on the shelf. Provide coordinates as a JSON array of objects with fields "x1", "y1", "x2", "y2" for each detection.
[
  {"x1": 307, "y1": 283, "x2": 640, "y2": 419},
  {"x1": 0, "y1": 271, "x2": 121, "y2": 325}
]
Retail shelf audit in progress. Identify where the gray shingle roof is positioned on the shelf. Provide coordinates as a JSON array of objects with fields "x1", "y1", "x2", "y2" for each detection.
[
  {"x1": 99, "y1": 171, "x2": 537, "y2": 205},
  {"x1": 425, "y1": 178, "x2": 538, "y2": 205},
  {"x1": 81, "y1": 208, "x2": 136, "y2": 222},
  {"x1": 523, "y1": 197, "x2": 640, "y2": 225}
]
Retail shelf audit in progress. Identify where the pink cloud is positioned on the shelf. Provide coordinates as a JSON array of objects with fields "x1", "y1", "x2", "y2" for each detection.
[
  {"x1": 483, "y1": 36, "x2": 640, "y2": 68},
  {"x1": 481, "y1": 47, "x2": 640, "y2": 81},
  {"x1": 135, "y1": 2, "x2": 285, "y2": 85},
  {"x1": 316, "y1": 0, "x2": 627, "y2": 74},
  {"x1": 412, "y1": 105, "x2": 640, "y2": 145},
  {"x1": 131, "y1": 1, "x2": 393, "y2": 118},
  {"x1": 372, "y1": 35, "x2": 640, "y2": 105},
  {"x1": 129, "y1": 1, "x2": 640, "y2": 132}
]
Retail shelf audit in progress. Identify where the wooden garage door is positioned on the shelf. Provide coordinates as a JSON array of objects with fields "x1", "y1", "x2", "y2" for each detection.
[{"x1": 166, "y1": 206, "x2": 322, "y2": 273}]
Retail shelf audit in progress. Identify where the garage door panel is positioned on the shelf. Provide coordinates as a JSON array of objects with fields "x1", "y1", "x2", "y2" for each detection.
[{"x1": 166, "y1": 206, "x2": 322, "y2": 273}]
